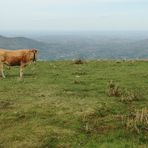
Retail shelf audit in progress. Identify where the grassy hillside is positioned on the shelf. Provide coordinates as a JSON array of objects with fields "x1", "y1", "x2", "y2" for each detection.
[{"x1": 0, "y1": 61, "x2": 148, "y2": 148}]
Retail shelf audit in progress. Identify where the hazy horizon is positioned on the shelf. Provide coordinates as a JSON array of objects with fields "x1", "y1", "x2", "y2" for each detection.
[{"x1": 1, "y1": 30, "x2": 148, "y2": 38}]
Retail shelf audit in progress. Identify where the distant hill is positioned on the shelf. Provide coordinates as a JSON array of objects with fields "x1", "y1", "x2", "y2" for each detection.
[
  {"x1": 0, "y1": 35, "x2": 81, "y2": 60},
  {"x1": 0, "y1": 35, "x2": 148, "y2": 60},
  {"x1": 0, "y1": 35, "x2": 47, "y2": 49},
  {"x1": 0, "y1": 35, "x2": 52, "y2": 59},
  {"x1": 36, "y1": 34, "x2": 148, "y2": 59}
]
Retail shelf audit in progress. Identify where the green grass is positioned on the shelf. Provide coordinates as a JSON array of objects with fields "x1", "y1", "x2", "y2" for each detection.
[{"x1": 0, "y1": 60, "x2": 148, "y2": 148}]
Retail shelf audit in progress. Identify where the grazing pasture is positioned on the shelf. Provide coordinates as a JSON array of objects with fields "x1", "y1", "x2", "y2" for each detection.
[{"x1": 0, "y1": 60, "x2": 148, "y2": 148}]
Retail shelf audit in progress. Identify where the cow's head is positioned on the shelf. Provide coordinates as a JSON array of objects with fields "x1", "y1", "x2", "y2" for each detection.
[{"x1": 30, "y1": 48, "x2": 38, "y2": 62}]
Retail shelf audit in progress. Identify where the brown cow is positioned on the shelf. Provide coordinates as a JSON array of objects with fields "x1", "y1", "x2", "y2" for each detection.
[{"x1": 0, "y1": 48, "x2": 38, "y2": 78}]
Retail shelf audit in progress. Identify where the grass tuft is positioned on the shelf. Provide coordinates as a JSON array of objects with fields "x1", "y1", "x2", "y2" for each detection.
[
  {"x1": 125, "y1": 108, "x2": 148, "y2": 134},
  {"x1": 106, "y1": 81, "x2": 144, "y2": 103},
  {"x1": 121, "y1": 89, "x2": 144, "y2": 103},
  {"x1": 106, "y1": 80, "x2": 122, "y2": 97},
  {"x1": 73, "y1": 59, "x2": 85, "y2": 64},
  {"x1": 0, "y1": 100, "x2": 14, "y2": 109},
  {"x1": 79, "y1": 103, "x2": 115, "y2": 135}
]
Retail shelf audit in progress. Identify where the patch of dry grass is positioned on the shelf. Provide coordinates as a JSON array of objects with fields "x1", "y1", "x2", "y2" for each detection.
[
  {"x1": 106, "y1": 80, "x2": 122, "y2": 97},
  {"x1": 125, "y1": 108, "x2": 148, "y2": 134}
]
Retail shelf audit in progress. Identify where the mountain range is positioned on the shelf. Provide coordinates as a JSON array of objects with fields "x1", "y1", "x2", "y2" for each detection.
[{"x1": 0, "y1": 34, "x2": 148, "y2": 60}]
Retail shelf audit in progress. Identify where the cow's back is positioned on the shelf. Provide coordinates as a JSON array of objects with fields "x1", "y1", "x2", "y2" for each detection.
[{"x1": 0, "y1": 49, "x2": 29, "y2": 66}]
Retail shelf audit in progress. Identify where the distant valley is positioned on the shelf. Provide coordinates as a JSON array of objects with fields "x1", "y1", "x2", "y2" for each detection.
[{"x1": 0, "y1": 33, "x2": 148, "y2": 60}]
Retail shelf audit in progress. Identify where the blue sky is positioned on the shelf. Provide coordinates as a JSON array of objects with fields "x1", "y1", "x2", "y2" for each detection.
[{"x1": 0, "y1": 0, "x2": 148, "y2": 31}]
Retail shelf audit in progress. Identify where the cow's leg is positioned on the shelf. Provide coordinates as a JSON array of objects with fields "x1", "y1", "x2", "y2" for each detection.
[
  {"x1": 20, "y1": 64, "x2": 26, "y2": 78},
  {"x1": 20, "y1": 66, "x2": 24, "y2": 78},
  {"x1": 0, "y1": 63, "x2": 6, "y2": 78}
]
